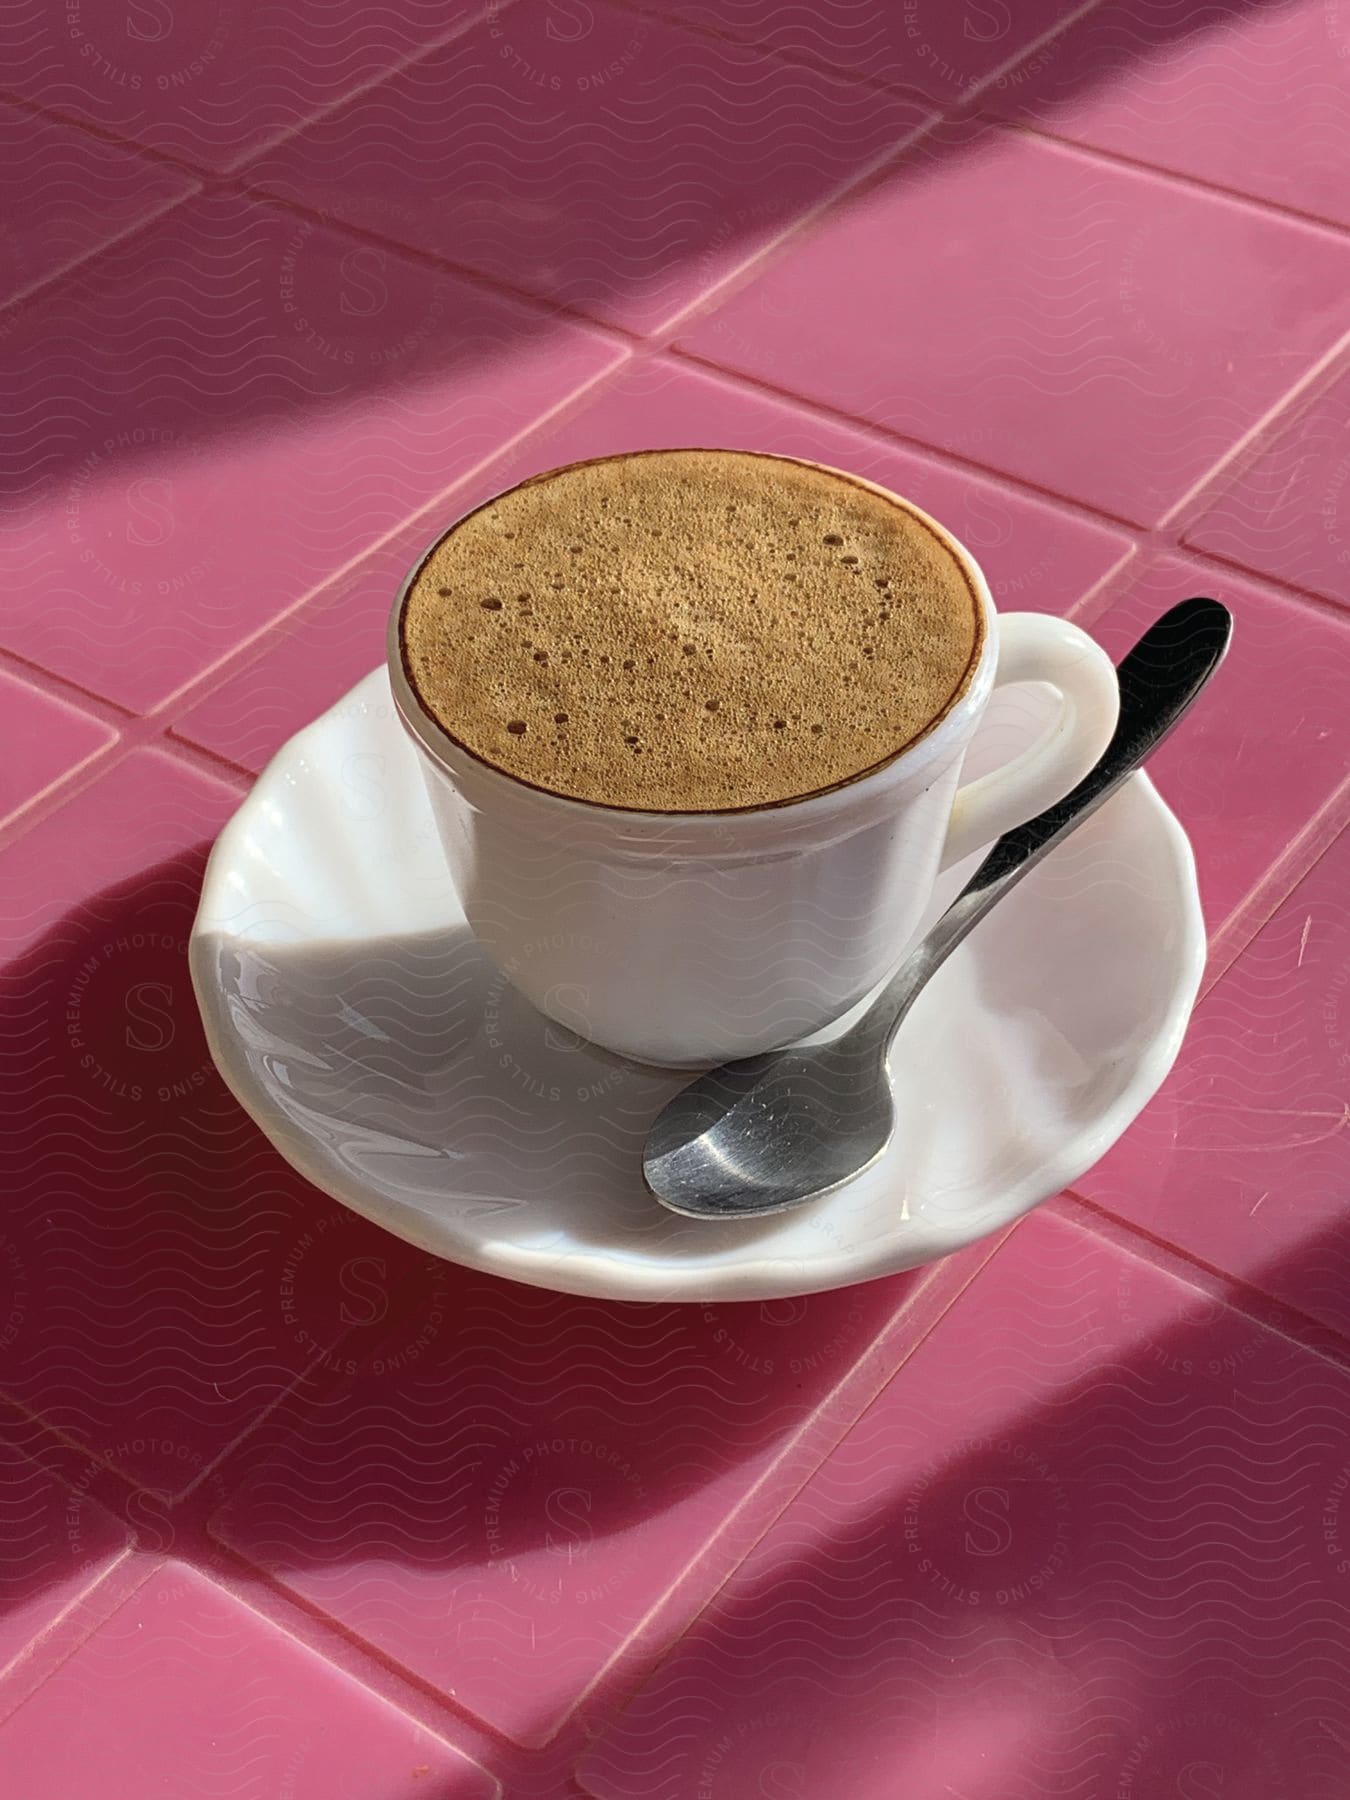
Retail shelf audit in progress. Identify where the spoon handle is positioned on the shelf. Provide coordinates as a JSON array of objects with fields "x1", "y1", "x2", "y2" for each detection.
[{"x1": 860, "y1": 597, "x2": 1233, "y2": 1053}]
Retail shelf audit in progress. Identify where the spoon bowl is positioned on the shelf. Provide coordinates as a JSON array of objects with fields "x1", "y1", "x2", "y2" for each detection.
[{"x1": 644, "y1": 1036, "x2": 897, "y2": 1219}]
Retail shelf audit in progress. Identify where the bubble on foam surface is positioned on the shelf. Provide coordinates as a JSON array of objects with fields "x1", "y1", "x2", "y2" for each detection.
[{"x1": 400, "y1": 450, "x2": 980, "y2": 811}]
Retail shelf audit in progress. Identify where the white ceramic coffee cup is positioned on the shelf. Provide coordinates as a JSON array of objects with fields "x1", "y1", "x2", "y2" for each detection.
[{"x1": 388, "y1": 461, "x2": 1120, "y2": 1068}]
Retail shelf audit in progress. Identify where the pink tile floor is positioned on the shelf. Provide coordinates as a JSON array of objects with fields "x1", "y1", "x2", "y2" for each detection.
[{"x1": 1, "y1": 2, "x2": 1348, "y2": 1792}]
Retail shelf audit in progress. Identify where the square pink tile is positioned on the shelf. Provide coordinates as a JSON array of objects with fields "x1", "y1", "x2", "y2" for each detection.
[
  {"x1": 986, "y1": 0, "x2": 1350, "y2": 230},
  {"x1": 677, "y1": 125, "x2": 1350, "y2": 524},
  {"x1": 174, "y1": 357, "x2": 1131, "y2": 773},
  {"x1": 0, "y1": 193, "x2": 621, "y2": 711},
  {"x1": 579, "y1": 1212, "x2": 1350, "y2": 1800},
  {"x1": 213, "y1": 1263, "x2": 930, "y2": 1745},
  {"x1": 624, "y1": 0, "x2": 1084, "y2": 100},
  {"x1": 0, "y1": 747, "x2": 241, "y2": 959},
  {"x1": 242, "y1": 0, "x2": 929, "y2": 334},
  {"x1": 1078, "y1": 555, "x2": 1350, "y2": 934},
  {"x1": 1, "y1": 0, "x2": 491, "y2": 171},
  {"x1": 171, "y1": 521, "x2": 438, "y2": 775},
  {"x1": 0, "y1": 1563, "x2": 498, "y2": 1798},
  {"x1": 1076, "y1": 824, "x2": 1350, "y2": 1340},
  {"x1": 0, "y1": 668, "x2": 116, "y2": 825},
  {"x1": 1184, "y1": 363, "x2": 1350, "y2": 610},
  {"x1": 0, "y1": 1439, "x2": 128, "y2": 1678},
  {"x1": 0, "y1": 102, "x2": 194, "y2": 310},
  {"x1": 0, "y1": 750, "x2": 431, "y2": 1494}
]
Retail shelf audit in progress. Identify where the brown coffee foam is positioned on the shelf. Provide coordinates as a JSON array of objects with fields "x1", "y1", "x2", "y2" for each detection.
[{"x1": 400, "y1": 450, "x2": 982, "y2": 812}]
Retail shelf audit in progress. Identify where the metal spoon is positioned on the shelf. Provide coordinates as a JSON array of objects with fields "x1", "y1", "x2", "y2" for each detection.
[{"x1": 644, "y1": 597, "x2": 1232, "y2": 1220}]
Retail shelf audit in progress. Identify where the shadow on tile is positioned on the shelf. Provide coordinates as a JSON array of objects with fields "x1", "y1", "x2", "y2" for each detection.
[
  {"x1": 576, "y1": 1208, "x2": 1350, "y2": 1799},
  {"x1": 0, "y1": 847, "x2": 433, "y2": 1499},
  {"x1": 0, "y1": 0, "x2": 1299, "y2": 502},
  {"x1": 621, "y1": 0, "x2": 1293, "y2": 112}
]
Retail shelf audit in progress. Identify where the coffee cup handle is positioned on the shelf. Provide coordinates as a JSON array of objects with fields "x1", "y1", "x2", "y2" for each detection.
[{"x1": 940, "y1": 612, "x2": 1121, "y2": 870}]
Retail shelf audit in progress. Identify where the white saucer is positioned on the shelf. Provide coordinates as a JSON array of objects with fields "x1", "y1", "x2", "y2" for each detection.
[{"x1": 190, "y1": 669, "x2": 1204, "y2": 1303}]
